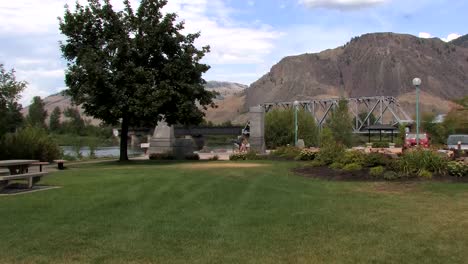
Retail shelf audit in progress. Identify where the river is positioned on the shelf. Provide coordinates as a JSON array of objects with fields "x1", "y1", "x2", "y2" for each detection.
[{"x1": 61, "y1": 146, "x2": 144, "y2": 158}]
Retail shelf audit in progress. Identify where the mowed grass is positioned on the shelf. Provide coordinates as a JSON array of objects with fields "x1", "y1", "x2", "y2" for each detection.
[{"x1": 0, "y1": 161, "x2": 467, "y2": 264}]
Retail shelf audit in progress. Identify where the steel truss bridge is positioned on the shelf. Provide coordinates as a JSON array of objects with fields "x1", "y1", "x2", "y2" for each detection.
[{"x1": 261, "y1": 96, "x2": 413, "y2": 133}]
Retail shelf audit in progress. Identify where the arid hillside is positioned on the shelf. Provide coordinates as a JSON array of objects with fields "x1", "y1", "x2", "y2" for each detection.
[{"x1": 246, "y1": 33, "x2": 468, "y2": 114}]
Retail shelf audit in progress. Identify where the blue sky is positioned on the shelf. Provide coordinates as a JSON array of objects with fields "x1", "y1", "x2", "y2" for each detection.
[{"x1": 0, "y1": 0, "x2": 466, "y2": 105}]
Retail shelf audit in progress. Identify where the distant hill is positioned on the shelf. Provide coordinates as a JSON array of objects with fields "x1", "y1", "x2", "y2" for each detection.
[
  {"x1": 451, "y1": 34, "x2": 468, "y2": 48},
  {"x1": 246, "y1": 32, "x2": 468, "y2": 114},
  {"x1": 22, "y1": 81, "x2": 248, "y2": 126}
]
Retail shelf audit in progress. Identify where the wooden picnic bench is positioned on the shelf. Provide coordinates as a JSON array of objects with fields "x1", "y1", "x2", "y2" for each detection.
[{"x1": 0, "y1": 160, "x2": 50, "y2": 190}]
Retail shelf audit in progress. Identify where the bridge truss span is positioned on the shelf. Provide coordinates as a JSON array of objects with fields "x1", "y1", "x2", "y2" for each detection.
[{"x1": 261, "y1": 96, "x2": 413, "y2": 133}]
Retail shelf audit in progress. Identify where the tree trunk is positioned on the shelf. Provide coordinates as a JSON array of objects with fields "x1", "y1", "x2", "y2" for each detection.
[{"x1": 119, "y1": 116, "x2": 129, "y2": 161}]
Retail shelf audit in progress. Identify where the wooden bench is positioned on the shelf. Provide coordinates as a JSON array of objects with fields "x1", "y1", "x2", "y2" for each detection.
[
  {"x1": 54, "y1": 160, "x2": 66, "y2": 170},
  {"x1": 0, "y1": 172, "x2": 49, "y2": 189}
]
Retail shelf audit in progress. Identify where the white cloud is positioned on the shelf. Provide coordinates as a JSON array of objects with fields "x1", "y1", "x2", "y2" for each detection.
[
  {"x1": 442, "y1": 33, "x2": 461, "y2": 42},
  {"x1": 299, "y1": 0, "x2": 388, "y2": 10},
  {"x1": 164, "y1": 0, "x2": 282, "y2": 65},
  {"x1": 418, "y1": 32, "x2": 433, "y2": 38},
  {"x1": 419, "y1": 32, "x2": 462, "y2": 42}
]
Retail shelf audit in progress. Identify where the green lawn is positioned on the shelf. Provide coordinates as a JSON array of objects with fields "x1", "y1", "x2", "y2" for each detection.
[{"x1": 1, "y1": 161, "x2": 467, "y2": 263}]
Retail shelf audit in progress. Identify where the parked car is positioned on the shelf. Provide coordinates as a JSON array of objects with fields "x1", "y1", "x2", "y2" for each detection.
[
  {"x1": 405, "y1": 133, "x2": 430, "y2": 148},
  {"x1": 447, "y1": 135, "x2": 468, "y2": 150}
]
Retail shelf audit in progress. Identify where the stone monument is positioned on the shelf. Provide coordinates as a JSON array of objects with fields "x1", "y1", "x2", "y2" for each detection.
[
  {"x1": 248, "y1": 106, "x2": 266, "y2": 153},
  {"x1": 148, "y1": 120, "x2": 175, "y2": 154}
]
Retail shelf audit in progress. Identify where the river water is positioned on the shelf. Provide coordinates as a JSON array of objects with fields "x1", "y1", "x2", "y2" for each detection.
[{"x1": 61, "y1": 146, "x2": 144, "y2": 158}]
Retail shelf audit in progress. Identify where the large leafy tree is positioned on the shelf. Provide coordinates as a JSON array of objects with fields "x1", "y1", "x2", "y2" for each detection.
[
  {"x1": 27, "y1": 96, "x2": 48, "y2": 128},
  {"x1": 0, "y1": 64, "x2": 26, "y2": 138},
  {"x1": 59, "y1": 0, "x2": 215, "y2": 161}
]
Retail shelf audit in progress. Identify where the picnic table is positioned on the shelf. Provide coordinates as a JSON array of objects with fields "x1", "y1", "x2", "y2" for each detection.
[{"x1": 0, "y1": 160, "x2": 49, "y2": 189}]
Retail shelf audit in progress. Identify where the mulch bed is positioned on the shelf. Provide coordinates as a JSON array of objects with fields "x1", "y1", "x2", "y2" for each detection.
[
  {"x1": 293, "y1": 166, "x2": 468, "y2": 183},
  {"x1": 0, "y1": 184, "x2": 61, "y2": 196}
]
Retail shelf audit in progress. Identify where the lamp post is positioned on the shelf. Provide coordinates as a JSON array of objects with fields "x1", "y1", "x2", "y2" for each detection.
[
  {"x1": 412, "y1": 78, "x2": 422, "y2": 146},
  {"x1": 293, "y1": 100, "x2": 299, "y2": 146}
]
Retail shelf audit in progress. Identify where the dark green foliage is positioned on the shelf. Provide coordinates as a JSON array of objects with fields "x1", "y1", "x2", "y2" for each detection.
[
  {"x1": 149, "y1": 152, "x2": 176, "y2": 160},
  {"x1": 316, "y1": 128, "x2": 345, "y2": 165},
  {"x1": 329, "y1": 162, "x2": 344, "y2": 170},
  {"x1": 272, "y1": 146, "x2": 302, "y2": 160},
  {"x1": 59, "y1": 0, "x2": 215, "y2": 161},
  {"x1": 0, "y1": 126, "x2": 61, "y2": 162},
  {"x1": 265, "y1": 108, "x2": 319, "y2": 148},
  {"x1": 342, "y1": 163, "x2": 362, "y2": 172},
  {"x1": 353, "y1": 112, "x2": 376, "y2": 129},
  {"x1": 372, "y1": 142, "x2": 390, "y2": 148},
  {"x1": 309, "y1": 159, "x2": 326, "y2": 167},
  {"x1": 27, "y1": 96, "x2": 47, "y2": 128},
  {"x1": 447, "y1": 161, "x2": 468, "y2": 177},
  {"x1": 363, "y1": 153, "x2": 390, "y2": 167},
  {"x1": 229, "y1": 153, "x2": 247, "y2": 160},
  {"x1": 63, "y1": 108, "x2": 86, "y2": 136},
  {"x1": 49, "y1": 107, "x2": 62, "y2": 132},
  {"x1": 398, "y1": 150, "x2": 448, "y2": 176},
  {"x1": 370, "y1": 166, "x2": 385, "y2": 177},
  {"x1": 339, "y1": 150, "x2": 366, "y2": 166},
  {"x1": 327, "y1": 99, "x2": 354, "y2": 147},
  {"x1": 0, "y1": 64, "x2": 26, "y2": 138},
  {"x1": 383, "y1": 171, "x2": 399, "y2": 180},
  {"x1": 421, "y1": 112, "x2": 447, "y2": 145}
]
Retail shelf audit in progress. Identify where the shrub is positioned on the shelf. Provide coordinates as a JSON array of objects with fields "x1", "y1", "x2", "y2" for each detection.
[
  {"x1": 342, "y1": 163, "x2": 362, "y2": 172},
  {"x1": 149, "y1": 152, "x2": 176, "y2": 160},
  {"x1": 372, "y1": 142, "x2": 390, "y2": 148},
  {"x1": 185, "y1": 153, "x2": 200, "y2": 160},
  {"x1": 245, "y1": 150, "x2": 262, "y2": 160},
  {"x1": 272, "y1": 146, "x2": 302, "y2": 160},
  {"x1": 398, "y1": 149, "x2": 448, "y2": 176},
  {"x1": 340, "y1": 150, "x2": 366, "y2": 166},
  {"x1": 0, "y1": 126, "x2": 61, "y2": 162},
  {"x1": 383, "y1": 171, "x2": 399, "y2": 180},
  {"x1": 297, "y1": 149, "x2": 317, "y2": 161},
  {"x1": 447, "y1": 161, "x2": 468, "y2": 177},
  {"x1": 364, "y1": 153, "x2": 390, "y2": 167},
  {"x1": 329, "y1": 162, "x2": 344, "y2": 170},
  {"x1": 309, "y1": 159, "x2": 326, "y2": 167},
  {"x1": 316, "y1": 128, "x2": 345, "y2": 165},
  {"x1": 370, "y1": 166, "x2": 385, "y2": 177},
  {"x1": 418, "y1": 169, "x2": 433, "y2": 179},
  {"x1": 229, "y1": 153, "x2": 247, "y2": 160}
]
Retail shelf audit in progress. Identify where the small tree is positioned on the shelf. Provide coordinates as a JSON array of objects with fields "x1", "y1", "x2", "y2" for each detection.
[
  {"x1": 49, "y1": 106, "x2": 62, "y2": 132},
  {"x1": 63, "y1": 107, "x2": 86, "y2": 135},
  {"x1": 327, "y1": 99, "x2": 353, "y2": 147},
  {"x1": 265, "y1": 108, "x2": 318, "y2": 148},
  {"x1": 27, "y1": 96, "x2": 48, "y2": 128},
  {"x1": 0, "y1": 64, "x2": 26, "y2": 138}
]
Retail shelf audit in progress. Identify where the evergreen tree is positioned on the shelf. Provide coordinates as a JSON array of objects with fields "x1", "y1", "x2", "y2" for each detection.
[
  {"x1": 49, "y1": 106, "x2": 62, "y2": 132},
  {"x1": 59, "y1": 0, "x2": 215, "y2": 161},
  {"x1": 27, "y1": 96, "x2": 48, "y2": 128},
  {"x1": 327, "y1": 99, "x2": 354, "y2": 147}
]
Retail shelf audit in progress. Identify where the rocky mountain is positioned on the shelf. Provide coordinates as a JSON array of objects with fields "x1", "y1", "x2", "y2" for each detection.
[
  {"x1": 451, "y1": 34, "x2": 468, "y2": 48},
  {"x1": 22, "y1": 81, "x2": 248, "y2": 125},
  {"x1": 246, "y1": 33, "x2": 468, "y2": 113}
]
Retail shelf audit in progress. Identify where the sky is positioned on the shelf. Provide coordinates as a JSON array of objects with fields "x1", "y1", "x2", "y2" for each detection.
[{"x1": 0, "y1": 0, "x2": 467, "y2": 105}]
